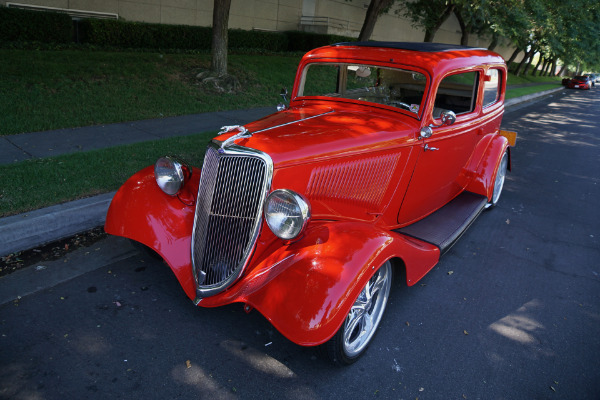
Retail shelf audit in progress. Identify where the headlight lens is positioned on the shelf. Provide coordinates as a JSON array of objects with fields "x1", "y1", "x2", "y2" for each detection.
[
  {"x1": 154, "y1": 156, "x2": 187, "y2": 196},
  {"x1": 264, "y1": 189, "x2": 311, "y2": 240}
]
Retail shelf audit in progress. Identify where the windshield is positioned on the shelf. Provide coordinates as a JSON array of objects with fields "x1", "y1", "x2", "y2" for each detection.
[{"x1": 297, "y1": 63, "x2": 427, "y2": 116}]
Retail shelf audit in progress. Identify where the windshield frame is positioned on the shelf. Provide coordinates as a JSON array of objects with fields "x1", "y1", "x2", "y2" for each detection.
[{"x1": 294, "y1": 61, "x2": 431, "y2": 120}]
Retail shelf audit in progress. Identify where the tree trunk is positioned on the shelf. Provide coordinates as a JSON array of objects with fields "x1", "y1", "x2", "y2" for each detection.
[
  {"x1": 506, "y1": 48, "x2": 521, "y2": 69},
  {"x1": 423, "y1": 4, "x2": 455, "y2": 42},
  {"x1": 532, "y1": 56, "x2": 544, "y2": 77},
  {"x1": 358, "y1": 0, "x2": 394, "y2": 41},
  {"x1": 488, "y1": 34, "x2": 499, "y2": 51},
  {"x1": 522, "y1": 52, "x2": 536, "y2": 76},
  {"x1": 454, "y1": 9, "x2": 470, "y2": 46},
  {"x1": 548, "y1": 59, "x2": 557, "y2": 76},
  {"x1": 514, "y1": 49, "x2": 532, "y2": 76},
  {"x1": 557, "y1": 64, "x2": 567, "y2": 76},
  {"x1": 210, "y1": 0, "x2": 232, "y2": 77}
]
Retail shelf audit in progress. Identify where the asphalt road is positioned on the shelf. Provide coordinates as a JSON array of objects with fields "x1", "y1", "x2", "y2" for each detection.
[{"x1": 1, "y1": 89, "x2": 599, "y2": 400}]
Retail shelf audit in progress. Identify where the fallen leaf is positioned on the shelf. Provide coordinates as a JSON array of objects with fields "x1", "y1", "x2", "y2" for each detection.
[
  {"x1": 448, "y1": 271, "x2": 454, "y2": 275},
  {"x1": 405, "y1": 321, "x2": 410, "y2": 326},
  {"x1": 550, "y1": 386, "x2": 556, "y2": 392},
  {"x1": 463, "y1": 330, "x2": 469, "y2": 335},
  {"x1": 186, "y1": 360, "x2": 192, "y2": 368},
  {"x1": 506, "y1": 219, "x2": 510, "y2": 224}
]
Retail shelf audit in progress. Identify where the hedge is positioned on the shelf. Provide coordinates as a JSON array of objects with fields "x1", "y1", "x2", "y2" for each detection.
[
  {"x1": 0, "y1": 6, "x2": 72, "y2": 43},
  {"x1": 0, "y1": 6, "x2": 355, "y2": 52}
]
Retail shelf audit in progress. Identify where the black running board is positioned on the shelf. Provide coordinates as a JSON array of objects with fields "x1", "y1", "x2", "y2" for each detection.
[{"x1": 395, "y1": 192, "x2": 488, "y2": 254}]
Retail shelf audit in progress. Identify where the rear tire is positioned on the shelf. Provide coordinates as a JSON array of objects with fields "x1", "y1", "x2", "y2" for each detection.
[
  {"x1": 322, "y1": 261, "x2": 392, "y2": 365},
  {"x1": 486, "y1": 150, "x2": 508, "y2": 209}
]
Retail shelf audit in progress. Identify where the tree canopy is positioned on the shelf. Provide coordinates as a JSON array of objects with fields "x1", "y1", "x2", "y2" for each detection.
[{"x1": 360, "y1": 0, "x2": 600, "y2": 74}]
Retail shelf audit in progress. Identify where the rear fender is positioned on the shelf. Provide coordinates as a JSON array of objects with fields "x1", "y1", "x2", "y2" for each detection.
[
  {"x1": 464, "y1": 134, "x2": 509, "y2": 200},
  {"x1": 105, "y1": 166, "x2": 199, "y2": 300},
  {"x1": 228, "y1": 221, "x2": 439, "y2": 346}
]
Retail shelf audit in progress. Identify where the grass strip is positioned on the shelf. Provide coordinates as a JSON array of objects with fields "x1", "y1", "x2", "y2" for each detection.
[
  {"x1": 506, "y1": 83, "x2": 562, "y2": 99},
  {"x1": 0, "y1": 131, "x2": 215, "y2": 217}
]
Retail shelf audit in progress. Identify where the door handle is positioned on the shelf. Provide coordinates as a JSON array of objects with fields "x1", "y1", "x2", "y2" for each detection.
[{"x1": 424, "y1": 144, "x2": 439, "y2": 151}]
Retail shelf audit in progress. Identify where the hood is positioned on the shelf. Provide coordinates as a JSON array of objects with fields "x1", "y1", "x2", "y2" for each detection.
[{"x1": 214, "y1": 104, "x2": 420, "y2": 168}]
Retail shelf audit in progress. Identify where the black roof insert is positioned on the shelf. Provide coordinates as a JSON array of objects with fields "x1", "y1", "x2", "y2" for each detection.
[{"x1": 333, "y1": 41, "x2": 486, "y2": 52}]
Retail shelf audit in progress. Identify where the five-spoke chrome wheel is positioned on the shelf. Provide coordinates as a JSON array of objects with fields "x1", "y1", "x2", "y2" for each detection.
[{"x1": 323, "y1": 261, "x2": 392, "y2": 365}]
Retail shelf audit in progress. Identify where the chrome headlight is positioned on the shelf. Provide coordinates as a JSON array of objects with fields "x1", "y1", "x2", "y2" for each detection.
[
  {"x1": 154, "y1": 156, "x2": 188, "y2": 196},
  {"x1": 264, "y1": 189, "x2": 311, "y2": 240}
]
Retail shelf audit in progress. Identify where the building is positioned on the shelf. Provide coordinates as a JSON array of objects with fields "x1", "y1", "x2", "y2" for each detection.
[{"x1": 1, "y1": 0, "x2": 515, "y2": 60}]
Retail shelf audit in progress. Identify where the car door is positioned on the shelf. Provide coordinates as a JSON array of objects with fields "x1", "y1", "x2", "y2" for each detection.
[{"x1": 398, "y1": 70, "x2": 483, "y2": 225}]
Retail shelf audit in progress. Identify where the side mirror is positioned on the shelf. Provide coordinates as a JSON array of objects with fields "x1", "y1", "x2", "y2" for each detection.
[
  {"x1": 419, "y1": 110, "x2": 456, "y2": 140},
  {"x1": 277, "y1": 87, "x2": 288, "y2": 111},
  {"x1": 439, "y1": 110, "x2": 456, "y2": 126}
]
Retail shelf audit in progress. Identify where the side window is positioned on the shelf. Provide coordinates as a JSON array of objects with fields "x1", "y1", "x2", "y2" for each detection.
[
  {"x1": 433, "y1": 71, "x2": 479, "y2": 118},
  {"x1": 483, "y1": 69, "x2": 501, "y2": 106}
]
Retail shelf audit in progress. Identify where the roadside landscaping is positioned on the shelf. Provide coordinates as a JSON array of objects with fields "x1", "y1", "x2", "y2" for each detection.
[{"x1": 0, "y1": 48, "x2": 563, "y2": 217}]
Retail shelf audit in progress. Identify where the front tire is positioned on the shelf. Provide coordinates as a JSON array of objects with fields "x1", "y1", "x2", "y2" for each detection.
[{"x1": 322, "y1": 261, "x2": 393, "y2": 365}]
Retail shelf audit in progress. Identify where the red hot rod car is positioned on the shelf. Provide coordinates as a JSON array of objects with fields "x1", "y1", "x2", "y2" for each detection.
[{"x1": 105, "y1": 42, "x2": 516, "y2": 365}]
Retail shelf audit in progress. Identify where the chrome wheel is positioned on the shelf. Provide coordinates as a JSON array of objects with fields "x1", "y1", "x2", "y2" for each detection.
[
  {"x1": 487, "y1": 151, "x2": 508, "y2": 209},
  {"x1": 323, "y1": 261, "x2": 392, "y2": 365}
]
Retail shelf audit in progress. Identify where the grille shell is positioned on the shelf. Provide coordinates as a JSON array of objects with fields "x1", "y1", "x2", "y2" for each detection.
[{"x1": 191, "y1": 142, "x2": 273, "y2": 299}]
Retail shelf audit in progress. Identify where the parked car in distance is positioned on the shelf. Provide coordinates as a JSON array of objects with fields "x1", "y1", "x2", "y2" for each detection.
[
  {"x1": 568, "y1": 75, "x2": 592, "y2": 89},
  {"x1": 562, "y1": 77, "x2": 571, "y2": 86},
  {"x1": 105, "y1": 42, "x2": 516, "y2": 365}
]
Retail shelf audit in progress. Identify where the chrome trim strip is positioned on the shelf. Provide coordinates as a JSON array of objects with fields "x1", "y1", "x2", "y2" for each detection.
[{"x1": 250, "y1": 110, "x2": 335, "y2": 135}]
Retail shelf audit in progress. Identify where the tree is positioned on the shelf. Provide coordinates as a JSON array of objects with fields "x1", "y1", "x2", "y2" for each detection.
[
  {"x1": 401, "y1": 0, "x2": 456, "y2": 42},
  {"x1": 211, "y1": 0, "x2": 232, "y2": 77},
  {"x1": 358, "y1": 0, "x2": 395, "y2": 41},
  {"x1": 453, "y1": 0, "x2": 489, "y2": 46}
]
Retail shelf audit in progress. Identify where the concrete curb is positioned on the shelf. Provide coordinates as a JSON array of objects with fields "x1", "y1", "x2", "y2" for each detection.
[
  {"x1": 504, "y1": 86, "x2": 564, "y2": 108},
  {"x1": 0, "y1": 192, "x2": 115, "y2": 257},
  {"x1": 0, "y1": 89, "x2": 565, "y2": 257}
]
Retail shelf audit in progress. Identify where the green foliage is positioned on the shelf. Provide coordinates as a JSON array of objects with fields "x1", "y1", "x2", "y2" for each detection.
[{"x1": 0, "y1": 6, "x2": 72, "y2": 44}]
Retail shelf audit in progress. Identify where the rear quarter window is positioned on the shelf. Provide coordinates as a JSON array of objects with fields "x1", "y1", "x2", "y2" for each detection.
[{"x1": 483, "y1": 69, "x2": 501, "y2": 107}]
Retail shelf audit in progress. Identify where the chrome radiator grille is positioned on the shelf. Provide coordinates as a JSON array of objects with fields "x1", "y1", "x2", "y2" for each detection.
[{"x1": 191, "y1": 144, "x2": 271, "y2": 298}]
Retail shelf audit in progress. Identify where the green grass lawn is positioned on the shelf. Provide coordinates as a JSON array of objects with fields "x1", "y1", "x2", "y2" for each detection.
[
  {"x1": 0, "y1": 49, "x2": 301, "y2": 135},
  {"x1": 0, "y1": 48, "x2": 563, "y2": 217}
]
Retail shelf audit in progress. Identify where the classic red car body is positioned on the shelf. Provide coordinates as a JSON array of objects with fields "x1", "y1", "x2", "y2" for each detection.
[{"x1": 106, "y1": 42, "x2": 514, "y2": 361}]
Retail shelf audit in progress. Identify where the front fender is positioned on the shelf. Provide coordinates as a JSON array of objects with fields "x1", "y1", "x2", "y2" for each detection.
[
  {"x1": 105, "y1": 166, "x2": 199, "y2": 300},
  {"x1": 219, "y1": 221, "x2": 439, "y2": 346}
]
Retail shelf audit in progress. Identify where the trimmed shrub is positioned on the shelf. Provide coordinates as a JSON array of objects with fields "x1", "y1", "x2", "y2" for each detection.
[
  {"x1": 229, "y1": 29, "x2": 288, "y2": 52},
  {"x1": 0, "y1": 6, "x2": 72, "y2": 43},
  {"x1": 285, "y1": 31, "x2": 356, "y2": 52},
  {"x1": 79, "y1": 19, "x2": 213, "y2": 50}
]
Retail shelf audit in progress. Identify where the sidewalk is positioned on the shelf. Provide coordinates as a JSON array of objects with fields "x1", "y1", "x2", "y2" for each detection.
[{"x1": 0, "y1": 87, "x2": 565, "y2": 257}]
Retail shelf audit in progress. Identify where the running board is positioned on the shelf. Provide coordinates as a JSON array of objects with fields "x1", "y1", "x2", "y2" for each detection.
[{"x1": 395, "y1": 192, "x2": 488, "y2": 254}]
